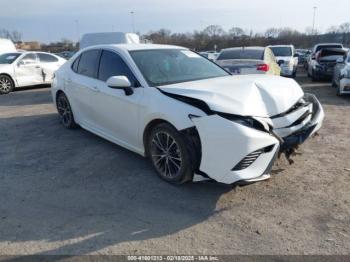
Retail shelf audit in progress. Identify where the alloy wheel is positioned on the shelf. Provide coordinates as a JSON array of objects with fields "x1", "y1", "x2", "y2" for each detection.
[
  {"x1": 57, "y1": 95, "x2": 73, "y2": 127},
  {"x1": 0, "y1": 77, "x2": 12, "y2": 93},
  {"x1": 150, "y1": 131, "x2": 183, "y2": 179}
]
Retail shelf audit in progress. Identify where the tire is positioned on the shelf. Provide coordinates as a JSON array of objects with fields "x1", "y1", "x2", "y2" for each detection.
[
  {"x1": 0, "y1": 75, "x2": 14, "y2": 94},
  {"x1": 292, "y1": 70, "x2": 297, "y2": 78},
  {"x1": 147, "y1": 123, "x2": 194, "y2": 185},
  {"x1": 56, "y1": 92, "x2": 78, "y2": 129}
]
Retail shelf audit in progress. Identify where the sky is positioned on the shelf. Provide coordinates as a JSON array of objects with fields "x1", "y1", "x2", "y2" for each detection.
[{"x1": 1, "y1": 0, "x2": 350, "y2": 43}]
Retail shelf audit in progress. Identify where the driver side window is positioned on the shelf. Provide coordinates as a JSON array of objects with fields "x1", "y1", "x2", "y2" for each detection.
[{"x1": 98, "y1": 50, "x2": 139, "y2": 87}]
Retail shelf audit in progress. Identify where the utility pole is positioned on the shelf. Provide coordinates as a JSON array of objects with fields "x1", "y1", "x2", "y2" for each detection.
[
  {"x1": 130, "y1": 11, "x2": 135, "y2": 33},
  {"x1": 312, "y1": 6, "x2": 317, "y2": 35}
]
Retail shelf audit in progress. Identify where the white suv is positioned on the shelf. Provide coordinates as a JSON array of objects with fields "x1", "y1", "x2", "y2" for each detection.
[
  {"x1": 52, "y1": 44, "x2": 324, "y2": 185},
  {"x1": 269, "y1": 45, "x2": 298, "y2": 77}
]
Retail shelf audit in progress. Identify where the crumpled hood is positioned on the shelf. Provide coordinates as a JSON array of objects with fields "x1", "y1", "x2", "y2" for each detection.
[{"x1": 159, "y1": 75, "x2": 304, "y2": 117}]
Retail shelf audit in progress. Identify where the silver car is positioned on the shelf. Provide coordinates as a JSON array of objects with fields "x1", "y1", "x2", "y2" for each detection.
[
  {"x1": 332, "y1": 53, "x2": 350, "y2": 96},
  {"x1": 215, "y1": 47, "x2": 281, "y2": 76}
]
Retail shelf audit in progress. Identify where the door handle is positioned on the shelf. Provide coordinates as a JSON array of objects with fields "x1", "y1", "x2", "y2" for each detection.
[
  {"x1": 35, "y1": 65, "x2": 41, "y2": 69},
  {"x1": 66, "y1": 78, "x2": 72, "y2": 84}
]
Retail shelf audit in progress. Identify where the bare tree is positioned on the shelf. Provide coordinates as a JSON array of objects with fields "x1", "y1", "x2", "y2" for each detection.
[
  {"x1": 202, "y1": 25, "x2": 225, "y2": 37},
  {"x1": 228, "y1": 27, "x2": 245, "y2": 38}
]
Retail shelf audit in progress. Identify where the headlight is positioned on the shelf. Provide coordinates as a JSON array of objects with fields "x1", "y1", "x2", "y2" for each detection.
[{"x1": 216, "y1": 113, "x2": 269, "y2": 132}]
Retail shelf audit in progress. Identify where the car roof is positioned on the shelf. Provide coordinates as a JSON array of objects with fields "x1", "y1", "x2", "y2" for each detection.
[
  {"x1": 268, "y1": 45, "x2": 293, "y2": 48},
  {"x1": 315, "y1": 43, "x2": 343, "y2": 46},
  {"x1": 221, "y1": 46, "x2": 265, "y2": 51},
  {"x1": 83, "y1": 43, "x2": 186, "y2": 51}
]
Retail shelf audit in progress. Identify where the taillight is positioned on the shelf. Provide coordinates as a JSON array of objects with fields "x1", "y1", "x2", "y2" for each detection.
[{"x1": 257, "y1": 64, "x2": 269, "y2": 72}]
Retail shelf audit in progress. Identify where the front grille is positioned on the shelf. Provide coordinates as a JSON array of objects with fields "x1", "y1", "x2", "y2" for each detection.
[{"x1": 232, "y1": 150, "x2": 263, "y2": 171}]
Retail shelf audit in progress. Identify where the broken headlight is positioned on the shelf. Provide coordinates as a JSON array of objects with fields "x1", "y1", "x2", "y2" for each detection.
[{"x1": 216, "y1": 113, "x2": 269, "y2": 132}]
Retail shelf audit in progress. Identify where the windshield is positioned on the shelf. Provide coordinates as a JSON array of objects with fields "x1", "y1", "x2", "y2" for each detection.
[
  {"x1": 270, "y1": 47, "x2": 292, "y2": 57},
  {"x1": 129, "y1": 49, "x2": 229, "y2": 86},
  {"x1": 0, "y1": 53, "x2": 21, "y2": 64},
  {"x1": 217, "y1": 49, "x2": 264, "y2": 60}
]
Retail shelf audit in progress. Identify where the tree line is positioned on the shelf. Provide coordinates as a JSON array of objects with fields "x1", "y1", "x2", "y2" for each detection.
[
  {"x1": 142, "y1": 23, "x2": 350, "y2": 51},
  {"x1": 1, "y1": 22, "x2": 350, "y2": 52}
]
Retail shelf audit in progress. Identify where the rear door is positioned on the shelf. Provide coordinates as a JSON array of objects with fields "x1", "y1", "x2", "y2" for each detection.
[
  {"x1": 67, "y1": 49, "x2": 101, "y2": 126},
  {"x1": 37, "y1": 53, "x2": 62, "y2": 83},
  {"x1": 15, "y1": 53, "x2": 43, "y2": 86}
]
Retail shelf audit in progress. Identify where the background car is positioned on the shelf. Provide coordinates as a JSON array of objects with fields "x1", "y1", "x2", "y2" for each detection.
[
  {"x1": 295, "y1": 49, "x2": 311, "y2": 65},
  {"x1": 307, "y1": 43, "x2": 344, "y2": 80},
  {"x1": 0, "y1": 51, "x2": 66, "y2": 94},
  {"x1": 215, "y1": 46, "x2": 281, "y2": 76},
  {"x1": 56, "y1": 51, "x2": 76, "y2": 60},
  {"x1": 269, "y1": 45, "x2": 298, "y2": 78},
  {"x1": 308, "y1": 47, "x2": 347, "y2": 81},
  {"x1": 199, "y1": 51, "x2": 219, "y2": 61},
  {"x1": 51, "y1": 44, "x2": 323, "y2": 185},
  {"x1": 332, "y1": 53, "x2": 350, "y2": 95}
]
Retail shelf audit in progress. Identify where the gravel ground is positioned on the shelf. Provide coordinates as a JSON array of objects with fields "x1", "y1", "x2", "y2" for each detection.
[{"x1": 0, "y1": 70, "x2": 349, "y2": 255}]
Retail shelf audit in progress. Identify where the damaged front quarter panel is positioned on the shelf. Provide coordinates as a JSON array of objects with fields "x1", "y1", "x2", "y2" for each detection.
[{"x1": 191, "y1": 114, "x2": 279, "y2": 184}]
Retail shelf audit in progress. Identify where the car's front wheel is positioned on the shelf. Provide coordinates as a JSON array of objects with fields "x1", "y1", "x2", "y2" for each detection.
[
  {"x1": 56, "y1": 92, "x2": 78, "y2": 129},
  {"x1": 0, "y1": 75, "x2": 14, "y2": 95},
  {"x1": 147, "y1": 123, "x2": 194, "y2": 184}
]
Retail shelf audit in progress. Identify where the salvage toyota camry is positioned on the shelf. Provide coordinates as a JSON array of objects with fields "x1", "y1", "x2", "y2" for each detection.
[{"x1": 51, "y1": 44, "x2": 324, "y2": 185}]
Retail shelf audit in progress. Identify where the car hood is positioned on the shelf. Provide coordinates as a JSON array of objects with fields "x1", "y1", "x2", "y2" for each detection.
[{"x1": 158, "y1": 75, "x2": 304, "y2": 117}]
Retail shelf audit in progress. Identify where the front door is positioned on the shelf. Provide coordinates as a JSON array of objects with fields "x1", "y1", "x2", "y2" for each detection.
[
  {"x1": 88, "y1": 49, "x2": 143, "y2": 151},
  {"x1": 15, "y1": 53, "x2": 43, "y2": 86}
]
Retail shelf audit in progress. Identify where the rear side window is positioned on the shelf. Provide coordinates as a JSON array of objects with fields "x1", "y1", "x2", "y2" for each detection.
[
  {"x1": 77, "y1": 49, "x2": 100, "y2": 78},
  {"x1": 217, "y1": 49, "x2": 264, "y2": 60},
  {"x1": 98, "y1": 50, "x2": 138, "y2": 86},
  {"x1": 71, "y1": 56, "x2": 80, "y2": 72},
  {"x1": 38, "y1": 53, "x2": 59, "y2": 63},
  {"x1": 20, "y1": 53, "x2": 38, "y2": 64}
]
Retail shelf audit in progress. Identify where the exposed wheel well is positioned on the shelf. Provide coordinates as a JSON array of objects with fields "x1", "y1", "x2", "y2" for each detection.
[{"x1": 0, "y1": 74, "x2": 15, "y2": 87}]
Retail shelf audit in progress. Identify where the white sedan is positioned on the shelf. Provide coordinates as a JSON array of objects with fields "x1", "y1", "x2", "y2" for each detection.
[
  {"x1": 0, "y1": 51, "x2": 66, "y2": 94},
  {"x1": 51, "y1": 44, "x2": 324, "y2": 185}
]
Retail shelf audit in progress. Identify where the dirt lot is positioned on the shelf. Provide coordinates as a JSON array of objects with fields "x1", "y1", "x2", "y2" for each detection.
[{"x1": 0, "y1": 69, "x2": 349, "y2": 255}]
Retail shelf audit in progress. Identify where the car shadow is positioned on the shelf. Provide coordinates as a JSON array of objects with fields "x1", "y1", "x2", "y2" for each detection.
[
  {"x1": 0, "y1": 87, "x2": 52, "y2": 106},
  {"x1": 0, "y1": 113, "x2": 233, "y2": 256}
]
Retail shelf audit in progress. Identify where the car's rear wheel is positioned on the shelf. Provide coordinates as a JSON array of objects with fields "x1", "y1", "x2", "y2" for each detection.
[
  {"x1": 147, "y1": 123, "x2": 194, "y2": 184},
  {"x1": 0, "y1": 75, "x2": 14, "y2": 94},
  {"x1": 56, "y1": 92, "x2": 78, "y2": 129}
]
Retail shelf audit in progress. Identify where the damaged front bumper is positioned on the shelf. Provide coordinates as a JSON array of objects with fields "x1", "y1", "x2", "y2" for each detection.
[{"x1": 191, "y1": 93, "x2": 324, "y2": 185}]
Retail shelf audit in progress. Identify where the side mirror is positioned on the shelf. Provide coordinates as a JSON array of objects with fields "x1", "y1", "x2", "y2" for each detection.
[
  {"x1": 336, "y1": 57, "x2": 344, "y2": 64},
  {"x1": 311, "y1": 54, "x2": 316, "y2": 60},
  {"x1": 106, "y1": 76, "x2": 134, "y2": 96}
]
